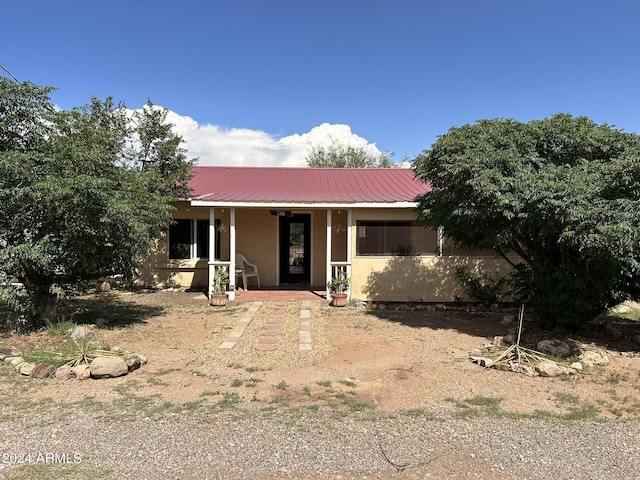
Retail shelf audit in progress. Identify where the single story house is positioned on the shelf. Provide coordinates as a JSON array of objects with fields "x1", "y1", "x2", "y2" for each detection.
[{"x1": 139, "y1": 166, "x2": 510, "y2": 302}]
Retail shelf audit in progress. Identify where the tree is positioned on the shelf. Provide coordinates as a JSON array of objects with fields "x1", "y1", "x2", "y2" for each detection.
[
  {"x1": 0, "y1": 79, "x2": 195, "y2": 330},
  {"x1": 306, "y1": 141, "x2": 394, "y2": 167},
  {"x1": 413, "y1": 114, "x2": 640, "y2": 329}
]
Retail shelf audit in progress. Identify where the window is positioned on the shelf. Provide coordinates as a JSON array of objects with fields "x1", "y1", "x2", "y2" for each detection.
[
  {"x1": 168, "y1": 219, "x2": 220, "y2": 260},
  {"x1": 356, "y1": 221, "x2": 438, "y2": 256}
]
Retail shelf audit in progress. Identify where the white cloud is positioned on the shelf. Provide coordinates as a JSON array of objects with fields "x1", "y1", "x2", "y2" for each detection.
[{"x1": 163, "y1": 110, "x2": 384, "y2": 167}]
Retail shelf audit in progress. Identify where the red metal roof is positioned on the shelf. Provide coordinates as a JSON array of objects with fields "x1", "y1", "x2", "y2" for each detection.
[{"x1": 187, "y1": 166, "x2": 430, "y2": 204}]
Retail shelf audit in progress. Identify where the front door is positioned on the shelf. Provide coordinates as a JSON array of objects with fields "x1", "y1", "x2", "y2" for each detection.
[{"x1": 279, "y1": 214, "x2": 311, "y2": 284}]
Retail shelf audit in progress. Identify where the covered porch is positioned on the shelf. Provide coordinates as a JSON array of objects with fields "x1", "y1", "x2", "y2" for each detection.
[{"x1": 200, "y1": 206, "x2": 351, "y2": 302}]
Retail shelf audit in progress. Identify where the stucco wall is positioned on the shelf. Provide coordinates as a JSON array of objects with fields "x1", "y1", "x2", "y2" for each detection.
[{"x1": 139, "y1": 205, "x2": 515, "y2": 302}]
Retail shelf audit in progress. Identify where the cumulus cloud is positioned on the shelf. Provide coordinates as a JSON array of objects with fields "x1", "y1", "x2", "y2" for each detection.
[{"x1": 163, "y1": 110, "x2": 384, "y2": 167}]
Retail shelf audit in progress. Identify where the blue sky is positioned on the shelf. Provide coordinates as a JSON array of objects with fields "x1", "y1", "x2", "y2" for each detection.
[{"x1": 3, "y1": 1, "x2": 640, "y2": 166}]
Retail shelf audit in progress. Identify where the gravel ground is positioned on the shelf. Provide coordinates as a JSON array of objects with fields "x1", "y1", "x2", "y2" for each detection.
[
  {"x1": 3, "y1": 292, "x2": 640, "y2": 479},
  {"x1": 1, "y1": 412, "x2": 639, "y2": 479}
]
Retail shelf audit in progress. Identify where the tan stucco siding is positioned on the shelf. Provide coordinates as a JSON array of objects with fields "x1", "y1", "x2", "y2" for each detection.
[
  {"x1": 138, "y1": 204, "x2": 516, "y2": 301},
  {"x1": 350, "y1": 255, "x2": 513, "y2": 302}
]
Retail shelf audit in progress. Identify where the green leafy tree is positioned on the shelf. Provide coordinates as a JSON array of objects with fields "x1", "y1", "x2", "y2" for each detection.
[
  {"x1": 413, "y1": 114, "x2": 640, "y2": 329},
  {"x1": 0, "y1": 79, "x2": 195, "y2": 330},
  {"x1": 306, "y1": 141, "x2": 394, "y2": 167},
  {"x1": 126, "y1": 100, "x2": 194, "y2": 198}
]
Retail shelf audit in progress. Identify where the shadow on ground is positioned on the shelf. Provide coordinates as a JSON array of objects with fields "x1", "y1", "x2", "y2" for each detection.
[{"x1": 56, "y1": 293, "x2": 166, "y2": 328}]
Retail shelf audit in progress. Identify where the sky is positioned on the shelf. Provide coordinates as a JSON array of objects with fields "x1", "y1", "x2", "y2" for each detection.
[{"x1": 3, "y1": 1, "x2": 640, "y2": 167}]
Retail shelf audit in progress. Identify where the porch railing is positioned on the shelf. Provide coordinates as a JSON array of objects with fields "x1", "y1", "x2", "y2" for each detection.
[
  {"x1": 208, "y1": 260, "x2": 231, "y2": 299},
  {"x1": 328, "y1": 261, "x2": 351, "y2": 300}
]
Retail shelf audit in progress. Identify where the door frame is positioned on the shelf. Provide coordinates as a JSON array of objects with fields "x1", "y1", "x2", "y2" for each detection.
[{"x1": 277, "y1": 212, "x2": 312, "y2": 285}]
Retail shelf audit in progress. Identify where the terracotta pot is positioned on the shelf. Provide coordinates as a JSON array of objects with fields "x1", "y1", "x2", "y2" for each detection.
[
  {"x1": 330, "y1": 293, "x2": 348, "y2": 307},
  {"x1": 209, "y1": 293, "x2": 228, "y2": 306}
]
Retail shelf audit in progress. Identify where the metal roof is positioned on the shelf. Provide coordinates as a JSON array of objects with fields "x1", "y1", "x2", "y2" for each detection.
[{"x1": 188, "y1": 166, "x2": 430, "y2": 206}]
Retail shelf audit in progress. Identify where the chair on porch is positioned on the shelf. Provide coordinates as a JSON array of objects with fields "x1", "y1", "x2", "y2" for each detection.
[{"x1": 235, "y1": 253, "x2": 260, "y2": 290}]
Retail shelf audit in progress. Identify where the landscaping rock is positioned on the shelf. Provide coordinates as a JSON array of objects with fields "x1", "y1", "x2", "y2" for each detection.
[
  {"x1": 579, "y1": 350, "x2": 609, "y2": 367},
  {"x1": 0, "y1": 348, "x2": 20, "y2": 361},
  {"x1": 124, "y1": 353, "x2": 142, "y2": 372},
  {"x1": 19, "y1": 363, "x2": 35, "y2": 376},
  {"x1": 31, "y1": 363, "x2": 55, "y2": 379},
  {"x1": 570, "y1": 362, "x2": 583, "y2": 372},
  {"x1": 8, "y1": 356, "x2": 24, "y2": 367},
  {"x1": 90, "y1": 356, "x2": 128, "y2": 378},
  {"x1": 535, "y1": 360, "x2": 564, "y2": 377},
  {"x1": 55, "y1": 365, "x2": 73, "y2": 380},
  {"x1": 537, "y1": 339, "x2": 571, "y2": 358},
  {"x1": 72, "y1": 364, "x2": 91, "y2": 380}
]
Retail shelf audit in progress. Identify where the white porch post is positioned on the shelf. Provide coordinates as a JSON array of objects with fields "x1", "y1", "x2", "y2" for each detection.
[
  {"x1": 326, "y1": 209, "x2": 332, "y2": 301},
  {"x1": 346, "y1": 208, "x2": 352, "y2": 300},
  {"x1": 208, "y1": 207, "x2": 216, "y2": 299},
  {"x1": 228, "y1": 207, "x2": 236, "y2": 300}
]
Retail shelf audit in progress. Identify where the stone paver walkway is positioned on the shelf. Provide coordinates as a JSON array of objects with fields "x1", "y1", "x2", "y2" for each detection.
[
  {"x1": 299, "y1": 300, "x2": 312, "y2": 351},
  {"x1": 218, "y1": 301, "x2": 262, "y2": 349},
  {"x1": 255, "y1": 303, "x2": 286, "y2": 351},
  {"x1": 218, "y1": 301, "x2": 314, "y2": 351}
]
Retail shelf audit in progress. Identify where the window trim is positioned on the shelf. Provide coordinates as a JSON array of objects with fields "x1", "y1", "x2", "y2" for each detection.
[{"x1": 168, "y1": 219, "x2": 220, "y2": 260}]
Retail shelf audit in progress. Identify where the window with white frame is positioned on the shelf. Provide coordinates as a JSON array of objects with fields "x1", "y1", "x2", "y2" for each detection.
[{"x1": 168, "y1": 219, "x2": 220, "y2": 260}]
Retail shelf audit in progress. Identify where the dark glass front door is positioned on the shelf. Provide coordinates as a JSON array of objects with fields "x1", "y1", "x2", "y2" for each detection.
[{"x1": 279, "y1": 214, "x2": 311, "y2": 284}]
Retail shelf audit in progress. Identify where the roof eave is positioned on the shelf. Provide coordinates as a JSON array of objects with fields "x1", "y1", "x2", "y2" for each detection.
[{"x1": 189, "y1": 200, "x2": 418, "y2": 209}]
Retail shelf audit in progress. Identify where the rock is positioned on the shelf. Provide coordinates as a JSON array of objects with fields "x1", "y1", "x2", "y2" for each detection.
[
  {"x1": 580, "y1": 350, "x2": 609, "y2": 366},
  {"x1": 434, "y1": 304, "x2": 447, "y2": 311},
  {"x1": 8, "y1": 356, "x2": 25, "y2": 367},
  {"x1": 377, "y1": 303, "x2": 387, "y2": 310},
  {"x1": 0, "y1": 348, "x2": 20, "y2": 361},
  {"x1": 137, "y1": 354, "x2": 148, "y2": 366},
  {"x1": 503, "y1": 334, "x2": 516, "y2": 344},
  {"x1": 31, "y1": 363, "x2": 55, "y2": 379},
  {"x1": 55, "y1": 365, "x2": 73, "y2": 380},
  {"x1": 500, "y1": 314, "x2": 516, "y2": 325},
  {"x1": 537, "y1": 339, "x2": 571, "y2": 358},
  {"x1": 19, "y1": 363, "x2": 35, "y2": 376},
  {"x1": 493, "y1": 362, "x2": 510, "y2": 371},
  {"x1": 570, "y1": 362, "x2": 584, "y2": 372},
  {"x1": 72, "y1": 364, "x2": 91, "y2": 380},
  {"x1": 535, "y1": 360, "x2": 564, "y2": 377},
  {"x1": 90, "y1": 356, "x2": 128, "y2": 378},
  {"x1": 124, "y1": 353, "x2": 142, "y2": 372}
]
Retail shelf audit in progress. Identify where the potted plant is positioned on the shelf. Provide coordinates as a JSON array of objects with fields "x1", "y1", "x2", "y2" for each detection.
[
  {"x1": 327, "y1": 271, "x2": 350, "y2": 307},
  {"x1": 210, "y1": 267, "x2": 230, "y2": 306}
]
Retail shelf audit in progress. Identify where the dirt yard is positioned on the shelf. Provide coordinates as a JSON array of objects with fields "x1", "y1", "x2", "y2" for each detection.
[{"x1": 3, "y1": 290, "x2": 640, "y2": 420}]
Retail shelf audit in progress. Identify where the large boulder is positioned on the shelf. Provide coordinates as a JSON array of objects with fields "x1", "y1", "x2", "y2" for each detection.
[
  {"x1": 537, "y1": 339, "x2": 572, "y2": 358},
  {"x1": 90, "y1": 356, "x2": 128, "y2": 379}
]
